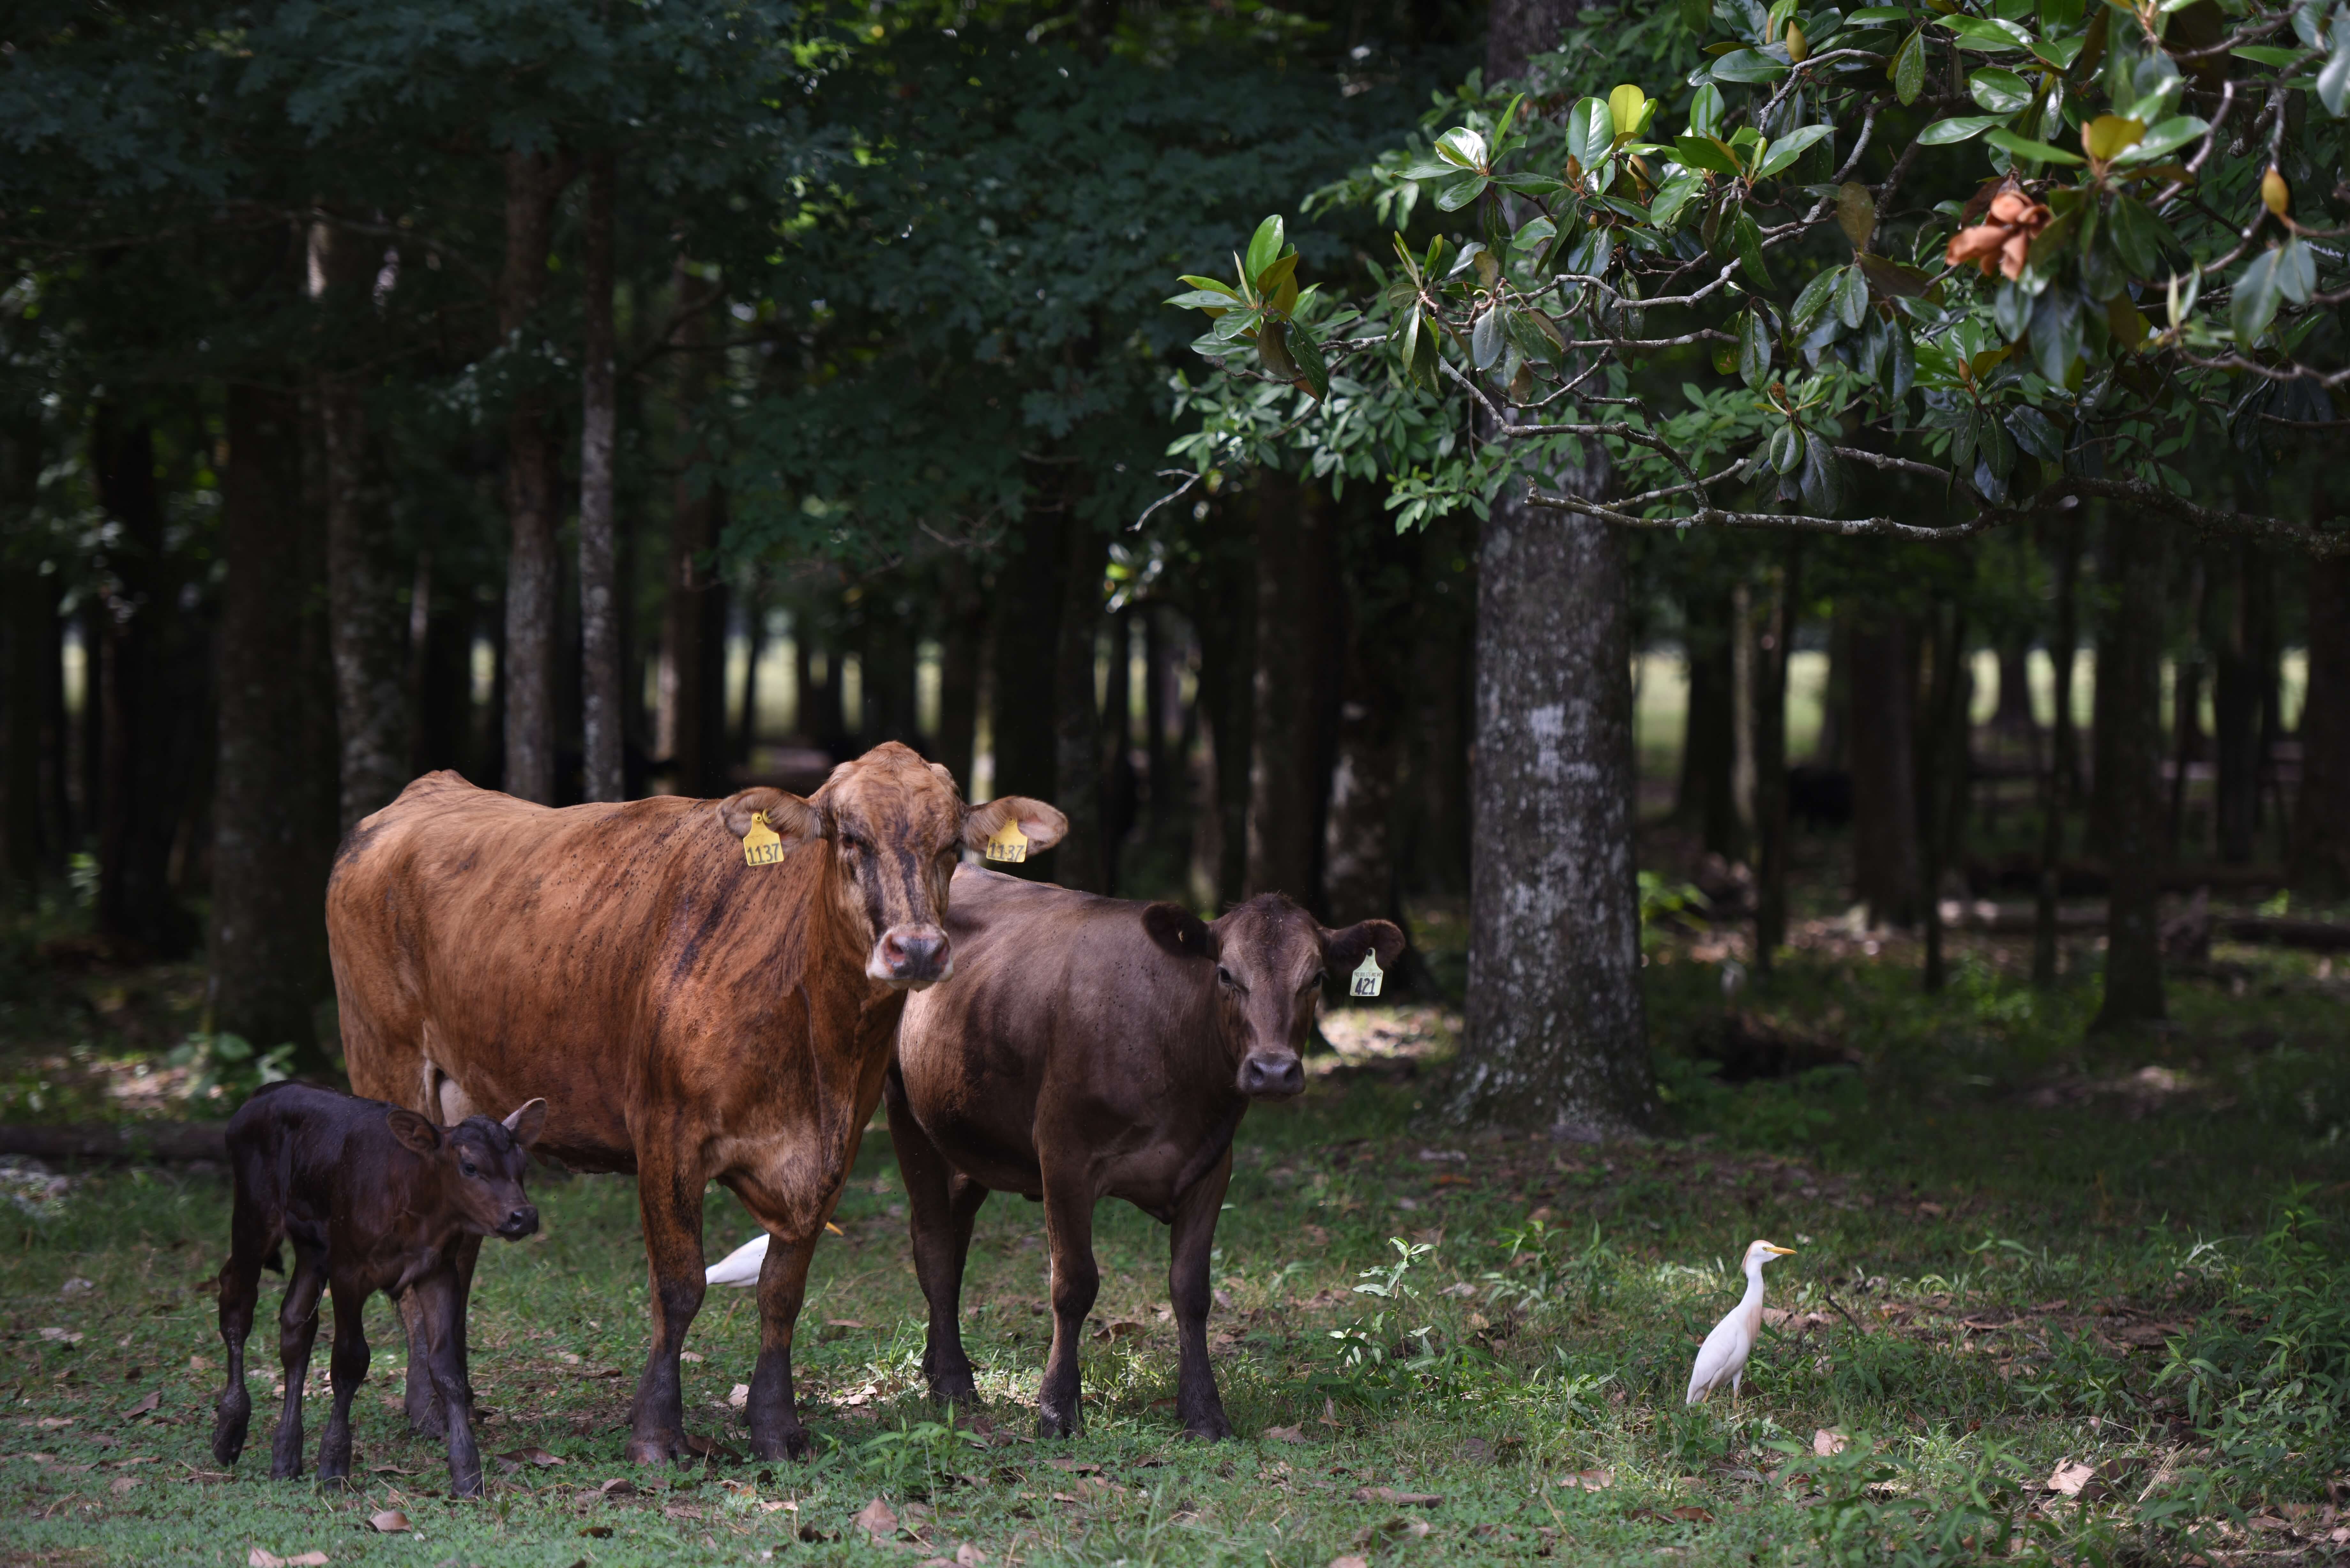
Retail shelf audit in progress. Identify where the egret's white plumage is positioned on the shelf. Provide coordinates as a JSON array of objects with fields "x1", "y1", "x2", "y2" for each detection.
[
  {"x1": 1685, "y1": 1239, "x2": 1797, "y2": 1406},
  {"x1": 705, "y1": 1233, "x2": 770, "y2": 1287}
]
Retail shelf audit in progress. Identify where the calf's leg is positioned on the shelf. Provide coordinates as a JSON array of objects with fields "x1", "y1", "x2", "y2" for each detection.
[
  {"x1": 410, "y1": 1267, "x2": 484, "y2": 1496},
  {"x1": 315, "y1": 1276, "x2": 369, "y2": 1484},
  {"x1": 1035, "y1": 1163, "x2": 1100, "y2": 1439},
  {"x1": 887, "y1": 1070, "x2": 990, "y2": 1407},
  {"x1": 268, "y1": 1245, "x2": 329, "y2": 1480},
  {"x1": 626, "y1": 1147, "x2": 708, "y2": 1465},
  {"x1": 1168, "y1": 1147, "x2": 1236, "y2": 1440},
  {"x1": 396, "y1": 1231, "x2": 481, "y2": 1439},
  {"x1": 210, "y1": 1204, "x2": 276, "y2": 1465},
  {"x1": 745, "y1": 1228, "x2": 821, "y2": 1461}
]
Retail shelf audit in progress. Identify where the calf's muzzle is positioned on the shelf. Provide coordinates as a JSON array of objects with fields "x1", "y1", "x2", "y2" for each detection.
[
  {"x1": 869, "y1": 923, "x2": 953, "y2": 988},
  {"x1": 498, "y1": 1204, "x2": 540, "y2": 1240}
]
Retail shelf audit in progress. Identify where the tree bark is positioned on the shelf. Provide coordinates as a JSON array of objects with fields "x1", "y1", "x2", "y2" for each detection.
[
  {"x1": 1143, "y1": 606, "x2": 1177, "y2": 835},
  {"x1": 211, "y1": 385, "x2": 337, "y2": 1068},
  {"x1": 1485, "y1": 0, "x2": 1577, "y2": 78},
  {"x1": 2213, "y1": 542, "x2": 2263, "y2": 865},
  {"x1": 92, "y1": 406, "x2": 202, "y2": 957},
  {"x1": 1847, "y1": 614, "x2": 1921, "y2": 928},
  {"x1": 860, "y1": 586, "x2": 921, "y2": 750},
  {"x1": 579, "y1": 149, "x2": 624, "y2": 803},
  {"x1": 665, "y1": 259, "x2": 730, "y2": 798},
  {"x1": 2092, "y1": 518, "x2": 2168, "y2": 1030},
  {"x1": 934, "y1": 584, "x2": 984, "y2": 798},
  {"x1": 1, "y1": 416, "x2": 48, "y2": 894},
  {"x1": 315, "y1": 223, "x2": 409, "y2": 832},
  {"x1": 1452, "y1": 452, "x2": 1651, "y2": 1135},
  {"x1": 1246, "y1": 473, "x2": 1339, "y2": 904},
  {"x1": 2168, "y1": 556, "x2": 2207, "y2": 855},
  {"x1": 1918, "y1": 607, "x2": 1970, "y2": 992},
  {"x1": 1100, "y1": 609, "x2": 1138, "y2": 892},
  {"x1": 735, "y1": 574, "x2": 767, "y2": 766},
  {"x1": 2034, "y1": 518, "x2": 2081, "y2": 986},
  {"x1": 1753, "y1": 547, "x2": 1799, "y2": 968},
  {"x1": 1186, "y1": 511, "x2": 1256, "y2": 908},
  {"x1": 500, "y1": 148, "x2": 571, "y2": 804},
  {"x1": 1051, "y1": 509, "x2": 1107, "y2": 892},
  {"x1": 988, "y1": 497, "x2": 1063, "y2": 816},
  {"x1": 1677, "y1": 587, "x2": 1743, "y2": 860},
  {"x1": 1323, "y1": 518, "x2": 1417, "y2": 929},
  {"x1": 2292, "y1": 552, "x2": 2350, "y2": 895}
]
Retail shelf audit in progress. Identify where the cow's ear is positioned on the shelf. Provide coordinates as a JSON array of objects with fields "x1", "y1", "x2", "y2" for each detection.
[
  {"x1": 1143, "y1": 902, "x2": 1219, "y2": 961},
  {"x1": 1321, "y1": 918, "x2": 1406, "y2": 974},
  {"x1": 387, "y1": 1107, "x2": 443, "y2": 1155},
  {"x1": 501, "y1": 1097, "x2": 548, "y2": 1149},
  {"x1": 928, "y1": 761, "x2": 965, "y2": 798},
  {"x1": 719, "y1": 788, "x2": 827, "y2": 848},
  {"x1": 964, "y1": 796, "x2": 1068, "y2": 853}
]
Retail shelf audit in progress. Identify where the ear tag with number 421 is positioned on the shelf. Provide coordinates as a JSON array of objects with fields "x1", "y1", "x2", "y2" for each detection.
[
  {"x1": 1350, "y1": 950, "x2": 1384, "y2": 998},
  {"x1": 983, "y1": 819, "x2": 1029, "y2": 864},
  {"x1": 741, "y1": 810, "x2": 785, "y2": 868}
]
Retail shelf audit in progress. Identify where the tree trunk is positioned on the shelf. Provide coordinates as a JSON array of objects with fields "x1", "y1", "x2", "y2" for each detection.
[
  {"x1": 1143, "y1": 606, "x2": 1177, "y2": 835},
  {"x1": 1187, "y1": 511, "x2": 1256, "y2": 908},
  {"x1": 1051, "y1": 509, "x2": 1107, "y2": 892},
  {"x1": 1100, "y1": 610, "x2": 1138, "y2": 893},
  {"x1": 1815, "y1": 614, "x2": 1849, "y2": 767},
  {"x1": 1847, "y1": 614, "x2": 1921, "y2": 928},
  {"x1": 579, "y1": 149, "x2": 624, "y2": 803},
  {"x1": 1918, "y1": 607, "x2": 1970, "y2": 992},
  {"x1": 1753, "y1": 548, "x2": 1799, "y2": 968},
  {"x1": 211, "y1": 384, "x2": 337, "y2": 1068},
  {"x1": 409, "y1": 562, "x2": 472, "y2": 777},
  {"x1": 1676, "y1": 587, "x2": 1742, "y2": 859},
  {"x1": 1323, "y1": 516, "x2": 1417, "y2": 930},
  {"x1": 1452, "y1": 454, "x2": 1651, "y2": 1135},
  {"x1": 92, "y1": 406, "x2": 202, "y2": 958},
  {"x1": 860, "y1": 587, "x2": 921, "y2": 750},
  {"x1": 934, "y1": 585, "x2": 983, "y2": 797},
  {"x1": 1246, "y1": 473, "x2": 1339, "y2": 903},
  {"x1": 500, "y1": 149, "x2": 570, "y2": 804},
  {"x1": 735, "y1": 575, "x2": 766, "y2": 766},
  {"x1": 2168, "y1": 556, "x2": 2207, "y2": 855},
  {"x1": 2034, "y1": 518, "x2": 2081, "y2": 986},
  {"x1": 1400, "y1": 520, "x2": 1473, "y2": 896},
  {"x1": 2213, "y1": 542, "x2": 2263, "y2": 865},
  {"x1": 2092, "y1": 518, "x2": 2168, "y2": 1030},
  {"x1": 988, "y1": 497, "x2": 1064, "y2": 816},
  {"x1": 1, "y1": 416, "x2": 47, "y2": 894},
  {"x1": 665, "y1": 259, "x2": 730, "y2": 798},
  {"x1": 2292, "y1": 552, "x2": 2350, "y2": 895}
]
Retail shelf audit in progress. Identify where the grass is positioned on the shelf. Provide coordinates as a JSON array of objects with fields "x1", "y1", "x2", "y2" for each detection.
[{"x1": 4, "y1": 915, "x2": 2349, "y2": 1565}]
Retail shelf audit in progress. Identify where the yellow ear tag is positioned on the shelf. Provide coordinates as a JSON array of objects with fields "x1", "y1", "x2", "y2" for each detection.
[
  {"x1": 1350, "y1": 950, "x2": 1384, "y2": 999},
  {"x1": 983, "y1": 819, "x2": 1029, "y2": 864},
  {"x1": 741, "y1": 810, "x2": 785, "y2": 868}
]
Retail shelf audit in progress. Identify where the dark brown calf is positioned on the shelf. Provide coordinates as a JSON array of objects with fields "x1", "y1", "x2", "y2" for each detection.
[
  {"x1": 888, "y1": 868, "x2": 1403, "y2": 1438},
  {"x1": 209, "y1": 1082, "x2": 545, "y2": 1496}
]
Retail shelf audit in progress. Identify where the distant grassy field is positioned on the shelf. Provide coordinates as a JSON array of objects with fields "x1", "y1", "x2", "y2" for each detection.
[{"x1": 4, "y1": 930, "x2": 2348, "y2": 1565}]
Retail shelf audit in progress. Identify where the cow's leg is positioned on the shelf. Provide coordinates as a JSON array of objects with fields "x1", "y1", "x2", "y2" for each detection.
[
  {"x1": 315, "y1": 1275, "x2": 369, "y2": 1485},
  {"x1": 1168, "y1": 1146, "x2": 1236, "y2": 1440},
  {"x1": 411, "y1": 1266, "x2": 484, "y2": 1496},
  {"x1": 1035, "y1": 1163, "x2": 1100, "y2": 1439},
  {"x1": 887, "y1": 1068, "x2": 990, "y2": 1407},
  {"x1": 626, "y1": 1149, "x2": 708, "y2": 1465},
  {"x1": 395, "y1": 1230, "x2": 481, "y2": 1439},
  {"x1": 209, "y1": 1205, "x2": 275, "y2": 1465},
  {"x1": 267, "y1": 1243, "x2": 328, "y2": 1480},
  {"x1": 745, "y1": 1228, "x2": 821, "y2": 1461}
]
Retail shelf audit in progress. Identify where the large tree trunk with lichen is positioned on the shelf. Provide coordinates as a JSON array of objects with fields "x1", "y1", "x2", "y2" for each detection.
[
  {"x1": 500, "y1": 149, "x2": 569, "y2": 805},
  {"x1": 579, "y1": 150, "x2": 624, "y2": 804},
  {"x1": 1452, "y1": 454, "x2": 1651, "y2": 1135}
]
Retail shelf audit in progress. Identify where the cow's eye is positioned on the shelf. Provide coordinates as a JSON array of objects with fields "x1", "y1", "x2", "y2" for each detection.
[
  {"x1": 1304, "y1": 971, "x2": 1325, "y2": 991},
  {"x1": 460, "y1": 1160, "x2": 478, "y2": 1178},
  {"x1": 1216, "y1": 966, "x2": 1238, "y2": 990}
]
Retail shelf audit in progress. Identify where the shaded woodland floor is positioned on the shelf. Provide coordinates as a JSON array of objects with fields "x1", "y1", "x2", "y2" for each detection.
[{"x1": 2, "y1": 894, "x2": 2349, "y2": 1565}]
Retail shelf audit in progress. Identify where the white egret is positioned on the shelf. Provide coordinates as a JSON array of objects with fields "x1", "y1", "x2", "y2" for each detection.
[{"x1": 1685, "y1": 1239, "x2": 1797, "y2": 1406}]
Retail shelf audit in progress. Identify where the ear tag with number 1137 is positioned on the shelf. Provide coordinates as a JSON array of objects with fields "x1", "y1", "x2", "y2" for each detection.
[
  {"x1": 741, "y1": 811, "x2": 784, "y2": 868},
  {"x1": 984, "y1": 820, "x2": 1029, "y2": 864},
  {"x1": 1350, "y1": 950, "x2": 1384, "y2": 998}
]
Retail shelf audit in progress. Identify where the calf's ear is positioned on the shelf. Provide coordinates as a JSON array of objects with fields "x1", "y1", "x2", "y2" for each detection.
[
  {"x1": 1142, "y1": 902, "x2": 1219, "y2": 961},
  {"x1": 1320, "y1": 918, "x2": 1406, "y2": 974},
  {"x1": 964, "y1": 796, "x2": 1068, "y2": 852},
  {"x1": 502, "y1": 1097, "x2": 548, "y2": 1149},
  {"x1": 718, "y1": 788, "x2": 827, "y2": 847},
  {"x1": 387, "y1": 1107, "x2": 443, "y2": 1155}
]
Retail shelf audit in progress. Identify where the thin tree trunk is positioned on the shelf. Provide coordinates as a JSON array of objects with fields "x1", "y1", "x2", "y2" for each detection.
[
  {"x1": 1187, "y1": 510, "x2": 1256, "y2": 907},
  {"x1": 1100, "y1": 610, "x2": 1137, "y2": 893},
  {"x1": 1678, "y1": 588, "x2": 1742, "y2": 858},
  {"x1": 735, "y1": 572, "x2": 766, "y2": 766},
  {"x1": 1051, "y1": 509, "x2": 1107, "y2": 892},
  {"x1": 2092, "y1": 518, "x2": 2168, "y2": 1030},
  {"x1": 665, "y1": 258, "x2": 729, "y2": 798},
  {"x1": 1246, "y1": 473, "x2": 1339, "y2": 903},
  {"x1": 2292, "y1": 551, "x2": 2350, "y2": 895},
  {"x1": 1453, "y1": 449, "x2": 1651, "y2": 1135},
  {"x1": 1815, "y1": 614, "x2": 1850, "y2": 767},
  {"x1": 1, "y1": 416, "x2": 46, "y2": 895},
  {"x1": 2034, "y1": 518, "x2": 2081, "y2": 986},
  {"x1": 579, "y1": 149, "x2": 624, "y2": 803},
  {"x1": 1848, "y1": 615, "x2": 1921, "y2": 928},
  {"x1": 1753, "y1": 547, "x2": 1799, "y2": 969},
  {"x1": 988, "y1": 495, "x2": 1063, "y2": 815},
  {"x1": 2168, "y1": 557, "x2": 2207, "y2": 855},
  {"x1": 935, "y1": 585, "x2": 983, "y2": 796},
  {"x1": 211, "y1": 385, "x2": 337, "y2": 1068},
  {"x1": 1143, "y1": 606, "x2": 1175, "y2": 834},
  {"x1": 1323, "y1": 518, "x2": 1416, "y2": 930},
  {"x1": 500, "y1": 148, "x2": 570, "y2": 804},
  {"x1": 1918, "y1": 607, "x2": 1970, "y2": 993},
  {"x1": 2214, "y1": 542, "x2": 2262, "y2": 865}
]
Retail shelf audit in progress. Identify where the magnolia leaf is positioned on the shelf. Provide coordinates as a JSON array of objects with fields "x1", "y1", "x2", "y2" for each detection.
[
  {"x1": 1894, "y1": 28, "x2": 1926, "y2": 102},
  {"x1": 1771, "y1": 422, "x2": 1808, "y2": 475},
  {"x1": 1790, "y1": 267, "x2": 1841, "y2": 332},
  {"x1": 1711, "y1": 49, "x2": 1790, "y2": 82},
  {"x1": 1289, "y1": 321, "x2": 1330, "y2": 401},
  {"x1": 1918, "y1": 115, "x2": 2005, "y2": 143},
  {"x1": 1258, "y1": 319, "x2": 1300, "y2": 380},
  {"x1": 1754, "y1": 124, "x2": 1835, "y2": 181},
  {"x1": 1433, "y1": 173, "x2": 1490, "y2": 211},
  {"x1": 1673, "y1": 133, "x2": 1744, "y2": 175},
  {"x1": 1968, "y1": 66, "x2": 2034, "y2": 113},
  {"x1": 1735, "y1": 212, "x2": 1772, "y2": 289},
  {"x1": 1835, "y1": 264, "x2": 1869, "y2": 328},
  {"x1": 1608, "y1": 83, "x2": 1648, "y2": 137},
  {"x1": 1253, "y1": 249, "x2": 1301, "y2": 298},
  {"x1": 2081, "y1": 114, "x2": 2144, "y2": 161},
  {"x1": 1244, "y1": 217, "x2": 1286, "y2": 286},
  {"x1": 1434, "y1": 127, "x2": 1489, "y2": 169},
  {"x1": 1471, "y1": 306, "x2": 1507, "y2": 370},
  {"x1": 2111, "y1": 115, "x2": 2207, "y2": 163},
  {"x1": 1650, "y1": 170, "x2": 1704, "y2": 228},
  {"x1": 1738, "y1": 310, "x2": 1773, "y2": 389},
  {"x1": 2108, "y1": 193, "x2": 2166, "y2": 276},
  {"x1": 1569, "y1": 98, "x2": 1615, "y2": 170},
  {"x1": 1941, "y1": 14, "x2": 2033, "y2": 49},
  {"x1": 1688, "y1": 83, "x2": 1727, "y2": 136},
  {"x1": 1837, "y1": 182, "x2": 1877, "y2": 250},
  {"x1": 2320, "y1": 38, "x2": 2350, "y2": 117},
  {"x1": 2030, "y1": 33, "x2": 2087, "y2": 67},
  {"x1": 2006, "y1": 404, "x2": 2063, "y2": 460},
  {"x1": 1800, "y1": 435, "x2": 1845, "y2": 513},
  {"x1": 2028, "y1": 289, "x2": 2081, "y2": 382},
  {"x1": 1986, "y1": 127, "x2": 2084, "y2": 164},
  {"x1": 1845, "y1": 6, "x2": 1910, "y2": 22},
  {"x1": 2276, "y1": 235, "x2": 2316, "y2": 304}
]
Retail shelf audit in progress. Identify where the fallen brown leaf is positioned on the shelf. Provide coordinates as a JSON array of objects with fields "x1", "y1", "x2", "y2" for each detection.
[
  {"x1": 499, "y1": 1445, "x2": 564, "y2": 1466},
  {"x1": 367, "y1": 1510, "x2": 410, "y2": 1534},
  {"x1": 248, "y1": 1552, "x2": 330, "y2": 1568},
  {"x1": 729, "y1": 1382, "x2": 750, "y2": 1409},
  {"x1": 678, "y1": 1351, "x2": 703, "y2": 1362},
  {"x1": 1262, "y1": 1425, "x2": 1308, "y2": 1444},
  {"x1": 110, "y1": 1476, "x2": 138, "y2": 1494},
  {"x1": 1813, "y1": 1428, "x2": 1848, "y2": 1457},
  {"x1": 1563, "y1": 1468, "x2": 1613, "y2": 1491},
  {"x1": 121, "y1": 1389, "x2": 161, "y2": 1419},
  {"x1": 1045, "y1": 1458, "x2": 1101, "y2": 1475},
  {"x1": 365, "y1": 1464, "x2": 413, "y2": 1476},
  {"x1": 1328, "y1": 1557, "x2": 1371, "y2": 1568},
  {"x1": 1091, "y1": 1319, "x2": 1146, "y2": 1344},
  {"x1": 1672, "y1": 1505, "x2": 1714, "y2": 1523},
  {"x1": 2047, "y1": 1459, "x2": 2096, "y2": 1498},
  {"x1": 855, "y1": 1496, "x2": 900, "y2": 1545},
  {"x1": 597, "y1": 1477, "x2": 639, "y2": 1498},
  {"x1": 955, "y1": 1546, "x2": 989, "y2": 1566},
  {"x1": 1353, "y1": 1486, "x2": 1443, "y2": 1506}
]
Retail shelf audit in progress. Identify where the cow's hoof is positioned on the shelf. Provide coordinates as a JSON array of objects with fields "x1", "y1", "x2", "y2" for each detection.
[
  {"x1": 269, "y1": 1454, "x2": 304, "y2": 1482},
  {"x1": 447, "y1": 1465, "x2": 485, "y2": 1499},
  {"x1": 625, "y1": 1432, "x2": 688, "y2": 1465},
  {"x1": 1036, "y1": 1409, "x2": 1081, "y2": 1440},
  {"x1": 929, "y1": 1376, "x2": 980, "y2": 1409},
  {"x1": 211, "y1": 1392, "x2": 251, "y2": 1465},
  {"x1": 749, "y1": 1427, "x2": 811, "y2": 1462},
  {"x1": 404, "y1": 1380, "x2": 446, "y2": 1439},
  {"x1": 1182, "y1": 1415, "x2": 1235, "y2": 1441}
]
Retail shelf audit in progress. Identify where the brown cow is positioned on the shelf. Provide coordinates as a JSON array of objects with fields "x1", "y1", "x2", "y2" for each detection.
[
  {"x1": 887, "y1": 868, "x2": 1403, "y2": 1438},
  {"x1": 326, "y1": 743, "x2": 1064, "y2": 1463}
]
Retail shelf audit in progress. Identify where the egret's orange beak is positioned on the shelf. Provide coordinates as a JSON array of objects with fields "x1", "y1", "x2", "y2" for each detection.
[{"x1": 1766, "y1": 1244, "x2": 1797, "y2": 1255}]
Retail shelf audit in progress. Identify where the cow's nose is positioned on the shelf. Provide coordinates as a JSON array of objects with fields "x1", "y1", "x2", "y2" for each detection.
[
  {"x1": 500, "y1": 1206, "x2": 539, "y2": 1239},
  {"x1": 870, "y1": 924, "x2": 952, "y2": 986},
  {"x1": 1238, "y1": 1053, "x2": 1304, "y2": 1099}
]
